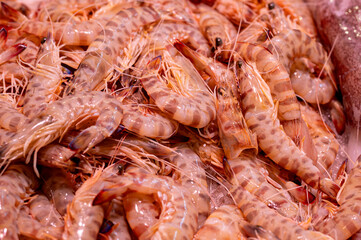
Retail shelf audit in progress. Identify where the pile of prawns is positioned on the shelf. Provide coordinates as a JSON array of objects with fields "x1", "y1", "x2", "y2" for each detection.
[{"x1": 0, "y1": 0, "x2": 357, "y2": 239}]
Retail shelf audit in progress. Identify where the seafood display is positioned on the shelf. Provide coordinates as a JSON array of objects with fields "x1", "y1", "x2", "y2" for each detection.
[{"x1": 0, "y1": 0, "x2": 357, "y2": 239}]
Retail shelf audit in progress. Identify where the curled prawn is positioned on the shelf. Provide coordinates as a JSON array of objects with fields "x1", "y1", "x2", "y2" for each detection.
[
  {"x1": 140, "y1": 48, "x2": 216, "y2": 128},
  {"x1": 93, "y1": 171, "x2": 198, "y2": 240},
  {"x1": 264, "y1": 29, "x2": 336, "y2": 104},
  {"x1": 120, "y1": 100, "x2": 179, "y2": 140}
]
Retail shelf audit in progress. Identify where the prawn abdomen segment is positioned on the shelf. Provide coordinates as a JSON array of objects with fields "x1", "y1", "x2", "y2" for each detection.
[{"x1": 141, "y1": 76, "x2": 216, "y2": 128}]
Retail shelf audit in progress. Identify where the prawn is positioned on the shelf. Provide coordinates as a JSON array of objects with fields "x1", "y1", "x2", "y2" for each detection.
[
  {"x1": 169, "y1": 143, "x2": 210, "y2": 226},
  {"x1": 175, "y1": 40, "x2": 259, "y2": 158},
  {"x1": 65, "y1": 6, "x2": 160, "y2": 94},
  {"x1": 0, "y1": 164, "x2": 38, "y2": 240},
  {"x1": 0, "y1": 91, "x2": 123, "y2": 169},
  {"x1": 193, "y1": 205, "x2": 248, "y2": 240},
  {"x1": 264, "y1": 29, "x2": 336, "y2": 104},
  {"x1": 22, "y1": 35, "x2": 63, "y2": 119},
  {"x1": 93, "y1": 171, "x2": 198, "y2": 240},
  {"x1": 235, "y1": 59, "x2": 339, "y2": 198},
  {"x1": 235, "y1": 42, "x2": 318, "y2": 162},
  {"x1": 224, "y1": 153, "x2": 301, "y2": 220},
  {"x1": 232, "y1": 185, "x2": 334, "y2": 240},
  {"x1": 63, "y1": 164, "x2": 119, "y2": 240},
  {"x1": 315, "y1": 157, "x2": 361, "y2": 239},
  {"x1": 140, "y1": 48, "x2": 216, "y2": 128}
]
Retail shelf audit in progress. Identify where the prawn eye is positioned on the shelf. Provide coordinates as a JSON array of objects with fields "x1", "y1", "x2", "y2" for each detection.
[
  {"x1": 215, "y1": 37, "x2": 223, "y2": 47},
  {"x1": 129, "y1": 78, "x2": 137, "y2": 86},
  {"x1": 117, "y1": 164, "x2": 124, "y2": 174},
  {"x1": 268, "y1": 2, "x2": 275, "y2": 10},
  {"x1": 236, "y1": 60, "x2": 243, "y2": 69},
  {"x1": 41, "y1": 37, "x2": 47, "y2": 44},
  {"x1": 217, "y1": 87, "x2": 226, "y2": 96}
]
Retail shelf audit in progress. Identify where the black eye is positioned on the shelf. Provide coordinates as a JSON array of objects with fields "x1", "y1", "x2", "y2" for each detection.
[
  {"x1": 268, "y1": 2, "x2": 275, "y2": 10},
  {"x1": 117, "y1": 164, "x2": 124, "y2": 174},
  {"x1": 215, "y1": 37, "x2": 223, "y2": 47},
  {"x1": 217, "y1": 87, "x2": 226, "y2": 96},
  {"x1": 41, "y1": 37, "x2": 47, "y2": 44},
  {"x1": 236, "y1": 60, "x2": 243, "y2": 69}
]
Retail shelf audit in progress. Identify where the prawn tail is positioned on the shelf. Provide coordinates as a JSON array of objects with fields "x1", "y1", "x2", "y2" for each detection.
[
  {"x1": 1, "y1": 2, "x2": 28, "y2": 24},
  {"x1": 0, "y1": 28, "x2": 8, "y2": 47},
  {"x1": 173, "y1": 40, "x2": 217, "y2": 85},
  {"x1": 145, "y1": 55, "x2": 162, "y2": 72},
  {"x1": 284, "y1": 181, "x2": 316, "y2": 204},
  {"x1": 69, "y1": 126, "x2": 112, "y2": 152},
  {"x1": 0, "y1": 43, "x2": 27, "y2": 65},
  {"x1": 93, "y1": 187, "x2": 122, "y2": 206},
  {"x1": 320, "y1": 178, "x2": 340, "y2": 199}
]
